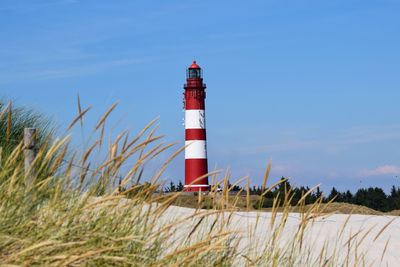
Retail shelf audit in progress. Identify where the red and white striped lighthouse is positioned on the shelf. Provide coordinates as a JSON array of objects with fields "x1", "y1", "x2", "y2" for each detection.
[{"x1": 183, "y1": 61, "x2": 210, "y2": 192}]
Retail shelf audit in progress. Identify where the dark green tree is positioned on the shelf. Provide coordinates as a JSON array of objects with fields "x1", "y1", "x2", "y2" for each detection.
[
  {"x1": 177, "y1": 181, "x2": 184, "y2": 192},
  {"x1": 344, "y1": 190, "x2": 354, "y2": 203},
  {"x1": 327, "y1": 187, "x2": 339, "y2": 202},
  {"x1": 388, "y1": 186, "x2": 400, "y2": 210},
  {"x1": 354, "y1": 187, "x2": 387, "y2": 211},
  {"x1": 167, "y1": 181, "x2": 176, "y2": 192}
]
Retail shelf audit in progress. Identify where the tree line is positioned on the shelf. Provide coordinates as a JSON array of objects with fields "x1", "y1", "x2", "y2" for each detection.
[{"x1": 165, "y1": 178, "x2": 400, "y2": 212}]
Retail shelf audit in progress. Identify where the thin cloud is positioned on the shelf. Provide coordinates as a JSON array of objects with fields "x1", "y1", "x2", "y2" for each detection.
[
  {"x1": 0, "y1": 58, "x2": 142, "y2": 84},
  {"x1": 360, "y1": 165, "x2": 400, "y2": 177},
  {"x1": 238, "y1": 125, "x2": 400, "y2": 156}
]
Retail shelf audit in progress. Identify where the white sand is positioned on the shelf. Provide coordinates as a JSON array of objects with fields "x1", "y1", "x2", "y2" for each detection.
[{"x1": 161, "y1": 206, "x2": 400, "y2": 266}]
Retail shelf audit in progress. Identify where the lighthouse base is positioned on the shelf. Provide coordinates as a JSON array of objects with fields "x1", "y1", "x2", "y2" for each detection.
[
  {"x1": 183, "y1": 185, "x2": 210, "y2": 192},
  {"x1": 185, "y1": 159, "x2": 209, "y2": 192}
]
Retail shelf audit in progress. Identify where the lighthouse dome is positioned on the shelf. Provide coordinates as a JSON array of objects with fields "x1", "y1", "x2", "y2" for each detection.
[{"x1": 189, "y1": 61, "x2": 201, "y2": 69}]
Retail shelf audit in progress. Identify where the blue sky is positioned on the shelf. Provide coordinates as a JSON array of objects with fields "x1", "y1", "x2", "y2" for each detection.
[{"x1": 1, "y1": 0, "x2": 400, "y2": 192}]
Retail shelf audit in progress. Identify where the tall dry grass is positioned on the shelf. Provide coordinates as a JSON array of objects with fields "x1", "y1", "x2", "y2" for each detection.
[{"x1": 0, "y1": 102, "x2": 393, "y2": 266}]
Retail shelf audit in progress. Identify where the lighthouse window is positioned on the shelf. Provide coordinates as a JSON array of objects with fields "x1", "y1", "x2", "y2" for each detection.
[{"x1": 188, "y1": 69, "x2": 201, "y2": 79}]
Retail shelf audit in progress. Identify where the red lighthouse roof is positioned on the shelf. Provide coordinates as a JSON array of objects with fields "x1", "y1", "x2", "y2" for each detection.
[{"x1": 189, "y1": 60, "x2": 201, "y2": 69}]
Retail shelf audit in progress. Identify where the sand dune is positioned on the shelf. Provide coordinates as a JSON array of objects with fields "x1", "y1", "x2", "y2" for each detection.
[{"x1": 162, "y1": 206, "x2": 400, "y2": 266}]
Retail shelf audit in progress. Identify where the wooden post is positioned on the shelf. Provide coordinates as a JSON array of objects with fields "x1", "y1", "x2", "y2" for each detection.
[{"x1": 24, "y1": 128, "x2": 37, "y2": 186}]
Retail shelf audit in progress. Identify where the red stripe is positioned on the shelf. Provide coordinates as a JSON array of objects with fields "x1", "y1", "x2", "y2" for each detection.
[
  {"x1": 185, "y1": 98, "x2": 205, "y2": 110},
  {"x1": 185, "y1": 129, "x2": 206, "y2": 140},
  {"x1": 185, "y1": 88, "x2": 206, "y2": 110},
  {"x1": 185, "y1": 159, "x2": 209, "y2": 188}
]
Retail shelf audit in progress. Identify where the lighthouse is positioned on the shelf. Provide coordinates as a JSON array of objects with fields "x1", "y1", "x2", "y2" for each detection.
[{"x1": 183, "y1": 61, "x2": 210, "y2": 192}]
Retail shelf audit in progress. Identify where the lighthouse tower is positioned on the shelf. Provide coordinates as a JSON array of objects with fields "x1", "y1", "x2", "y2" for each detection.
[{"x1": 183, "y1": 61, "x2": 210, "y2": 192}]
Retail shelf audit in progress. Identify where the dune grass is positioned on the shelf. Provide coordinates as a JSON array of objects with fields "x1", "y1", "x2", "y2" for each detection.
[
  {"x1": 0, "y1": 100, "x2": 54, "y2": 156},
  {"x1": 0, "y1": 102, "x2": 394, "y2": 266}
]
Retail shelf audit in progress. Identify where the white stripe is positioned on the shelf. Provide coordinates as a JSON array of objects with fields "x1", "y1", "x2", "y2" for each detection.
[
  {"x1": 185, "y1": 110, "x2": 206, "y2": 129},
  {"x1": 184, "y1": 185, "x2": 210, "y2": 188},
  {"x1": 185, "y1": 140, "x2": 207, "y2": 159}
]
